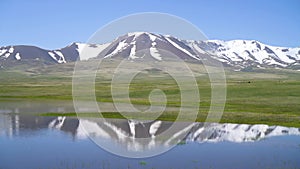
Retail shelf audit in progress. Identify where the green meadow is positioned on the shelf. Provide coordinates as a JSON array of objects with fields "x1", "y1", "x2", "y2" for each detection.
[{"x1": 1, "y1": 60, "x2": 300, "y2": 127}]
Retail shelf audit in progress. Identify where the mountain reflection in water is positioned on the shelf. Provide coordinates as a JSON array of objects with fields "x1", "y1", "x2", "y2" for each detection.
[{"x1": 1, "y1": 113, "x2": 299, "y2": 151}]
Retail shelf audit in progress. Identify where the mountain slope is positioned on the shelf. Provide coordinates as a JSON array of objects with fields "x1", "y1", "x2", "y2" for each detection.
[
  {"x1": 190, "y1": 40, "x2": 300, "y2": 69},
  {"x1": 101, "y1": 32, "x2": 200, "y2": 61},
  {"x1": 0, "y1": 43, "x2": 79, "y2": 68},
  {"x1": 1, "y1": 32, "x2": 299, "y2": 70},
  {"x1": 97, "y1": 32, "x2": 300, "y2": 69}
]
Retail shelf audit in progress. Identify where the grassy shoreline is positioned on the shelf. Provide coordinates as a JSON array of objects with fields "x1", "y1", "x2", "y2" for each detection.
[
  {"x1": 39, "y1": 111, "x2": 300, "y2": 128},
  {"x1": 1, "y1": 62, "x2": 300, "y2": 128}
]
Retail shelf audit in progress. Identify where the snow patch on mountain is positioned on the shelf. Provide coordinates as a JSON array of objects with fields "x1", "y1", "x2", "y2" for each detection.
[
  {"x1": 0, "y1": 46, "x2": 14, "y2": 58},
  {"x1": 15, "y1": 53, "x2": 21, "y2": 60},
  {"x1": 165, "y1": 37, "x2": 199, "y2": 60},
  {"x1": 129, "y1": 42, "x2": 137, "y2": 59},
  {"x1": 0, "y1": 49, "x2": 7, "y2": 56},
  {"x1": 48, "y1": 51, "x2": 56, "y2": 61},
  {"x1": 75, "y1": 42, "x2": 111, "y2": 60},
  {"x1": 104, "y1": 40, "x2": 128, "y2": 58},
  {"x1": 8, "y1": 47, "x2": 14, "y2": 53},
  {"x1": 149, "y1": 46, "x2": 162, "y2": 60},
  {"x1": 127, "y1": 31, "x2": 147, "y2": 37},
  {"x1": 150, "y1": 45, "x2": 162, "y2": 60},
  {"x1": 54, "y1": 51, "x2": 66, "y2": 63},
  {"x1": 149, "y1": 33, "x2": 157, "y2": 41},
  {"x1": 4, "y1": 53, "x2": 10, "y2": 58},
  {"x1": 75, "y1": 43, "x2": 86, "y2": 54}
]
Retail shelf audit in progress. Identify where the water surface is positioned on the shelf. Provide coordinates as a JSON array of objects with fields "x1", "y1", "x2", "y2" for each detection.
[{"x1": 0, "y1": 101, "x2": 300, "y2": 169}]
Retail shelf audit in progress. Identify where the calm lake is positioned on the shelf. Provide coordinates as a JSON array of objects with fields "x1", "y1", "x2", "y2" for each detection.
[{"x1": 0, "y1": 101, "x2": 300, "y2": 169}]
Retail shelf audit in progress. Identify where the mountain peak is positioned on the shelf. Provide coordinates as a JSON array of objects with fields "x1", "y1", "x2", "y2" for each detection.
[
  {"x1": 0, "y1": 32, "x2": 299, "y2": 70},
  {"x1": 127, "y1": 31, "x2": 151, "y2": 36}
]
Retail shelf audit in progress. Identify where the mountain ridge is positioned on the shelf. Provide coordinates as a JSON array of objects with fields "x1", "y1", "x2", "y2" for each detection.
[{"x1": 1, "y1": 32, "x2": 299, "y2": 70}]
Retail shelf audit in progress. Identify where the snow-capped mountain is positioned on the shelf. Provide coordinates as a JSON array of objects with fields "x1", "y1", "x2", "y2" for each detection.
[
  {"x1": 93, "y1": 32, "x2": 300, "y2": 69},
  {"x1": 99, "y1": 32, "x2": 300, "y2": 68},
  {"x1": 1, "y1": 32, "x2": 299, "y2": 70},
  {"x1": 99, "y1": 32, "x2": 200, "y2": 61},
  {"x1": 191, "y1": 39, "x2": 300, "y2": 69},
  {"x1": 0, "y1": 43, "x2": 80, "y2": 67}
]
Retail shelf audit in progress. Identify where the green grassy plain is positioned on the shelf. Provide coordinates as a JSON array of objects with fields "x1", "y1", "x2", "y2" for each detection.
[{"x1": 1, "y1": 60, "x2": 300, "y2": 127}]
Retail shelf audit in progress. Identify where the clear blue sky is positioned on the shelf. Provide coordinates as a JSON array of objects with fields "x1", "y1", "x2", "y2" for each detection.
[{"x1": 0, "y1": 0, "x2": 299, "y2": 49}]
